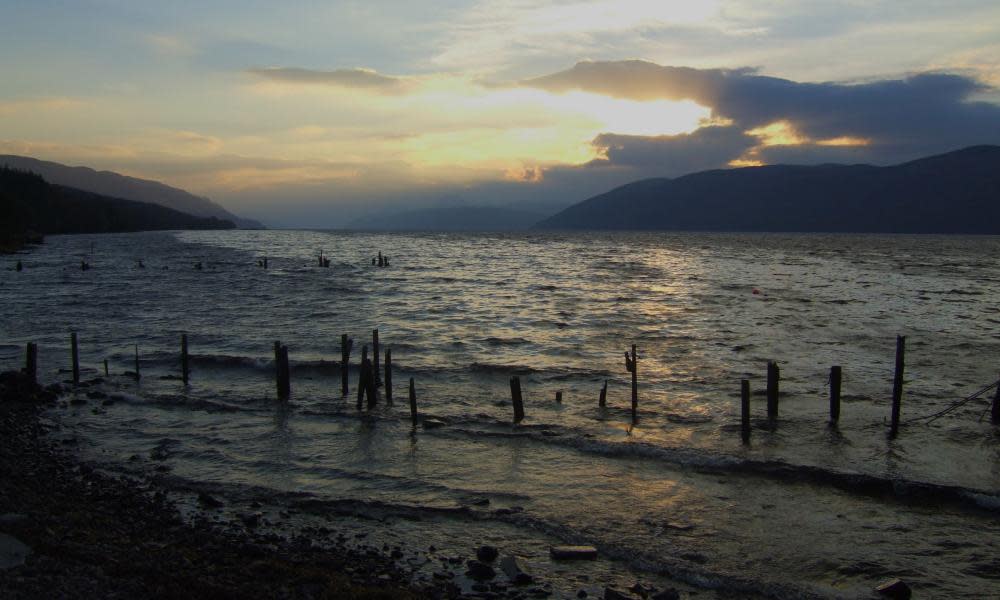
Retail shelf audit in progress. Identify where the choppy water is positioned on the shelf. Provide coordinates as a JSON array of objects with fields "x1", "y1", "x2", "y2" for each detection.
[{"x1": 3, "y1": 230, "x2": 1000, "y2": 598}]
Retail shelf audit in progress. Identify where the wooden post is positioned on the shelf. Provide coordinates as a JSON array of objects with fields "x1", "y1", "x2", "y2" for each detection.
[
  {"x1": 991, "y1": 374, "x2": 1000, "y2": 425},
  {"x1": 181, "y1": 334, "x2": 190, "y2": 385},
  {"x1": 625, "y1": 345, "x2": 637, "y2": 423},
  {"x1": 25, "y1": 342, "x2": 37, "y2": 384},
  {"x1": 279, "y1": 345, "x2": 291, "y2": 398},
  {"x1": 510, "y1": 376, "x2": 524, "y2": 423},
  {"x1": 409, "y1": 377, "x2": 418, "y2": 426},
  {"x1": 71, "y1": 332, "x2": 80, "y2": 384},
  {"x1": 599, "y1": 380, "x2": 607, "y2": 408},
  {"x1": 366, "y1": 356, "x2": 377, "y2": 410},
  {"x1": 357, "y1": 346, "x2": 368, "y2": 409},
  {"x1": 134, "y1": 344, "x2": 141, "y2": 381},
  {"x1": 385, "y1": 347, "x2": 393, "y2": 405},
  {"x1": 103, "y1": 359, "x2": 109, "y2": 377},
  {"x1": 741, "y1": 379, "x2": 750, "y2": 444},
  {"x1": 555, "y1": 391, "x2": 562, "y2": 403},
  {"x1": 829, "y1": 366, "x2": 842, "y2": 423},
  {"x1": 373, "y1": 329, "x2": 381, "y2": 386},
  {"x1": 766, "y1": 361, "x2": 779, "y2": 423},
  {"x1": 890, "y1": 335, "x2": 905, "y2": 438},
  {"x1": 341, "y1": 334, "x2": 352, "y2": 396},
  {"x1": 274, "y1": 341, "x2": 284, "y2": 399}
]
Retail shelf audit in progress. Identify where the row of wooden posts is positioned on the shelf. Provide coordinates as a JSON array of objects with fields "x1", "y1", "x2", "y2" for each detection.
[{"x1": 23, "y1": 332, "x2": 1000, "y2": 437}]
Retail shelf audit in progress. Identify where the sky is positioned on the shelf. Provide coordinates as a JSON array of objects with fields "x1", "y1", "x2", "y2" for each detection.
[{"x1": 1, "y1": 0, "x2": 999, "y2": 226}]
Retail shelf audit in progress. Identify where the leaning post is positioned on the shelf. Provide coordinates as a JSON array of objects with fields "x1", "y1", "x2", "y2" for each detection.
[{"x1": 890, "y1": 335, "x2": 905, "y2": 438}]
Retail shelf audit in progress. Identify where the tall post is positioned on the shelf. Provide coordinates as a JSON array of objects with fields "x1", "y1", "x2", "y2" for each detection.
[
  {"x1": 341, "y1": 334, "x2": 352, "y2": 396},
  {"x1": 71, "y1": 332, "x2": 80, "y2": 385},
  {"x1": 279, "y1": 345, "x2": 291, "y2": 399},
  {"x1": 357, "y1": 346, "x2": 368, "y2": 410},
  {"x1": 373, "y1": 329, "x2": 381, "y2": 385},
  {"x1": 409, "y1": 377, "x2": 418, "y2": 426},
  {"x1": 625, "y1": 345, "x2": 637, "y2": 423},
  {"x1": 134, "y1": 344, "x2": 141, "y2": 381},
  {"x1": 766, "y1": 361, "x2": 779, "y2": 423},
  {"x1": 366, "y1": 356, "x2": 377, "y2": 410},
  {"x1": 829, "y1": 366, "x2": 842, "y2": 423},
  {"x1": 384, "y1": 347, "x2": 393, "y2": 404},
  {"x1": 510, "y1": 376, "x2": 525, "y2": 423},
  {"x1": 25, "y1": 342, "x2": 37, "y2": 384},
  {"x1": 181, "y1": 334, "x2": 190, "y2": 385},
  {"x1": 599, "y1": 380, "x2": 607, "y2": 408},
  {"x1": 741, "y1": 379, "x2": 751, "y2": 444},
  {"x1": 890, "y1": 335, "x2": 905, "y2": 438},
  {"x1": 991, "y1": 373, "x2": 1000, "y2": 425},
  {"x1": 274, "y1": 341, "x2": 283, "y2": 399}
]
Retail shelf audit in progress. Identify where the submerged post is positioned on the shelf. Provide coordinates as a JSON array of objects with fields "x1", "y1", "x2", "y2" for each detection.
[
  {"x1": 599, "y1": 380, "x2": 607, "y2": 408},
  {"x1": 890, "y1": 335, "x2": 905, "y2": 438},
  {"x1": 385, "y1": 347, "x2": 393, "y2": 404},
  {"x1": 741, "y1": 379, "x2": 751, "y2": 444},
  {"x1": 134, "y1": 344, "x2": 141, "y2": 381},
  {"x1": 71, "y1": 332, "x2": 80, "y2": 384},
  {"x1": 829, "y1": 366, "x2": 842, "y2": 424},
  {"x1": 341, "y1": 334, "x2": 352, "y2": 396},
  {"x1": 25, "y1": 343, "x2": 37, "y2": 384},
  {"x1": 766, "y1": 361, "x2": 779, "y2": 423},
  {"x1": 625, "y1": 345, "x2": 637, "y2": 423},
  {"x1": 181, "y1": 334, "x2": 190, "y2": 385},
  {"x1": 103, "y1": 359, "x2": 109, "y2": 377},
  {"x1": 991, "y1": 373, "x2": 1000, "y2": 425},
  {"x1": 510, "y1": 376, "x2": 525, "y2": 423},
  {"x1": 373, "y1": 329, "x2": 381, "y2": 385},
  {"x1": 279, "y1": 345, "x2": 291, "y2": 398},
  {"x1": 409, "y1": 377, "x2": 418, "y2": 426},
  {"x1": 555, "y1": 391, "x2": 562, "y2": 403}
]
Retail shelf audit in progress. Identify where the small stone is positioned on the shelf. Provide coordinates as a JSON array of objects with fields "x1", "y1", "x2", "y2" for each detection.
[
  {"x1": 466, "y1": 559, "x2": 497, "y2": 580},
  {"x1": 577, "y1": 590, "x2": 588, "y2": 598},
  {"x1": 628, "y1": 583, "x2": 649, "y2": 596},
  {"x1": 550, "y1": 546, "x2": 598, "y2": 560},
  {"x1": 477, "y1": 545, "x2": 499, "y2": 562},
  {"x1": 874, "y1": 578, "x2": 912, "y2": 599},
  {"x1": 197, "y1": 492, "x2": 223, "y2": 508},
  {"x1": 391, "y1": 549, "x2": 404, "y2": 559},
  {"x1": 500, "y1": 555, "x2": 533, "y2": 585},
  {"x1": 603, "y1": 588, "x2": 631, "y2": 600}
]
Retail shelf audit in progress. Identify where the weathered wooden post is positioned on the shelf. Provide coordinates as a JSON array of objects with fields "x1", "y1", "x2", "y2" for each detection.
[
  {"x1": 741, "y1": 379, "x2": 751, "y2": 444},
  {"x1": 71, "y1": 332, "x2": 80, "y2": 384},
  {"x1": 408, "y1": 377, "x2": 418, "y2": 426},
  {"x1": 365, "y1": 355, "x2": 377, "y2": 410},
  {"x1": 555, "y1": 391, "x2": 562, "y2": 403},
  {"x1": 625, "y1": 345, "x2": 637, "y2": 423},
  {"x1": 384, "y1": 347, "x2": 393, "y2": 404},
  {"x1": 25, "y1": 342, "x2": 37, "y2": 384},
  {"x1": 279, "y1": 345, "x2": 291, "y2": 398},
  {"x1": 357, "y1": 345, "x2": 368, "y2": 409},
  {"x1": 181, "y1": 334, "x2": 190, "y2": 385},
  {"x1": 134, "y1": 344, "x2": 141, "y2": 381},
  {"x1": 103, "y1": 359, "x2": 109, "y2": 377},
  {"x1": 373, "y1": 329, "x2": 381, "y2": 385},
  {"x1": 599, "y1": 380, "x2": 607, "y2": 408},
  {"x1": 341, "y1": 334, "x2": 352, "y2": 396},
  {"x1": 766, "y1": 361, "x2": 779, "y2": 423},
  {"x1": 829, "y1": 366, "x2": 842, "y2": 424},
  {"x1": 991, "y1": 374, "x2": 1000, "y2": 425},
  {"x1": 510, "y1": 376, "x2": 525, "y2": 423},
  {"x1": 890, "y1": 335, "x2": 905, "y2": 438}
]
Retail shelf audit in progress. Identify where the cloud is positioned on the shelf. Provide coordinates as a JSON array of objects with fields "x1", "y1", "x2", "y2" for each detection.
[
  {"x1": 521, "y1": 60, "x2": 1000, "y2": 167},
  {"x1": 591, "y1": 126, "x2": 756, "y2": 172},
  {"x1": 247, "y1": 67, "x2": 409, "y2": 92},
  {"x1": 0, "y1": 97, "x2": 85, "y2": 116}
]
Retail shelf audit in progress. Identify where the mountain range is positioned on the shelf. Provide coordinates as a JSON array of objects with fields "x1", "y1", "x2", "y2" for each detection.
[
  {"x1": 0, "y1": 155, "x2": 262, "y2": 229},
  {"x1": 537, "y1": 145, "x2": 1000, "y2": 233}
]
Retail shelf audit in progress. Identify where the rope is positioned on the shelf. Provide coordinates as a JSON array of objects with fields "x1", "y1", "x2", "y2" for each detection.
[{"x1": 901, "y1": 379, "x2": 999, "y2": 425}]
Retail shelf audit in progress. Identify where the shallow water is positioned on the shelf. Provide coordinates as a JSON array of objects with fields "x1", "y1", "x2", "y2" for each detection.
[{"x1": 3, "y1": 230, "x2": 1000, "y2": 597}]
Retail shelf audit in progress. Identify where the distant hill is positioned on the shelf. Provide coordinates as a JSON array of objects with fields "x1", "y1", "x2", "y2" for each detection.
[
  {"x1": 0, "y1": 155, "x2": 263, "y2": 229},
  {"x1": 1, "y1": 167, "x2": 234, "y2": 250},
  {"x1": 535, "y1": 146, "x2": 1000, "y2": 233},
  {"x1": 350, "y1": 205, "x2": 544, "y2": 231}
]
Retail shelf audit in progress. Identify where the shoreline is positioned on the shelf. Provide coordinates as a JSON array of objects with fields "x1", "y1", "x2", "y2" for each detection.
[{"x1": 0, "y1": 370, "x2": 431, "y2": 599}]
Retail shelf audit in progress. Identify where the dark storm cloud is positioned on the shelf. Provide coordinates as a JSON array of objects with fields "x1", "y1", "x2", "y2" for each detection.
[
  {"x1": 591, "y1": 126, "x2": 757, "y2": 171},
  {"x1": 248, "y1": 67, "x2": 408, "y2": 92},
  {"x1": 521, "y1": 60, "x2": 1000, "y2": 168}
]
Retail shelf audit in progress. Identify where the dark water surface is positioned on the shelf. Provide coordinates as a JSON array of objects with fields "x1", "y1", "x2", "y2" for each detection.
[{"x1": 3, "y1": 230, "x2": 1000, "y2": 598}]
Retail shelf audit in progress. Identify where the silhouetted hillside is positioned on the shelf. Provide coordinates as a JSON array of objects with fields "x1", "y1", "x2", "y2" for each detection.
[
  {"x1": 0, "y1": 155, "x2": 263, "y2": 229},
  {"x1": 350, "y1": 205, "x2": 544, "y2": 231},
  {"x1": 535, "y1": 146, "x2": 1000, "y2": 233},
  {"x1": 1, "y1": 167, "x2": 234, "y2": 250}
]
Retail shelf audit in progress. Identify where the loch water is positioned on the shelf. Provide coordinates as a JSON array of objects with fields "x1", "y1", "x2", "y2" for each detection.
[{"x1": 2, "y1": 229, "x2": 999, "y2": 598}]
